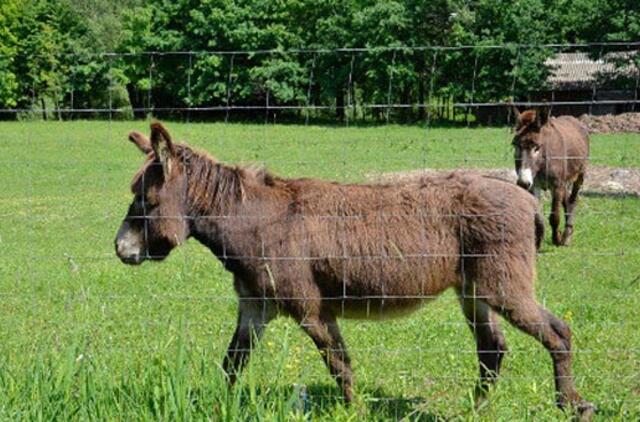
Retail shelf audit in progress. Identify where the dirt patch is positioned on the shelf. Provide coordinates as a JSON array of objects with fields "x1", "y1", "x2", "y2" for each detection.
[
  {"x1": 371, "y1": 166, "x2": 640, "y2": 197},
  {"x1": 579, "y1": 113, "x2": 640, "y2": 134}
]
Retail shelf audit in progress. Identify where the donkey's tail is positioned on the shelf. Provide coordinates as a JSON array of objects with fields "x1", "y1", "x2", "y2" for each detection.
[{"x1": 534, "y1": 211, "x2": 545, "y2": 251}]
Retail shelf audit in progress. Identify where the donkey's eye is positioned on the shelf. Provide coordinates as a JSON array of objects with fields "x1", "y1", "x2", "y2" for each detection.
[
  {"x1": 532, "y1": 146, "x2": 540, "y2": 153},
  {"x1": 135, "y1": 194, "x2": 156, "y2": 208}
]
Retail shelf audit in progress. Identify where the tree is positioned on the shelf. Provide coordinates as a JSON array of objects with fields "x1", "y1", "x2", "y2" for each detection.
[
  {"x1": 0, "y1": 0, "x2": 21, "y2": 110},
  {"x1": 2, "y1": 0, "x2": 640, "y2": 122}
]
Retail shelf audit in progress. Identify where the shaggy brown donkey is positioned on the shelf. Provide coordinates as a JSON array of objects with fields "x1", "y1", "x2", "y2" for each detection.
[
  {"x1": 512, "y1": 107, "x2": 590, "y2": 246},
  {"x1": 115, "y1": 123, "x2": 594, "y2": 419}
]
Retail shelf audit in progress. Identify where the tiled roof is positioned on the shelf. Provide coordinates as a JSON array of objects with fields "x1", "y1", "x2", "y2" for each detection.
[{"x1": 545, "y1": 52, "x2": 638, "y2": 89}]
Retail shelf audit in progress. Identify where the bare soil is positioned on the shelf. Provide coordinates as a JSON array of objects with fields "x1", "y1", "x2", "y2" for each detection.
[
  {"x1": 371, "y1": 166, "x2": 640, "y2": 197},
  {"x1": 579, "y1": 113, "x2": 640, "y2": 134}
]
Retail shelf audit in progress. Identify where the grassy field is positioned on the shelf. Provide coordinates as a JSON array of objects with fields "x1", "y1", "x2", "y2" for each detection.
[{"x1": 0, "y1": 120, "x2": 639, "y2": 420}]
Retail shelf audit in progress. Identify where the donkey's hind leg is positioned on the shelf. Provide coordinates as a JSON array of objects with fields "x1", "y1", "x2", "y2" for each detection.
[
  {"x1": 483, "y1": 293, "x2": 594, "y2": 418},
  {"x1": 299, "y1": 311, "x2": 354, "y2": 403},
  {"x1": 550, "y1": 185, "x2": 567, "y2": 246},
  {"x1": 457, "y1": 286, "x2": 508, "y2": 406},
  {"x1": 222, "y1": 296, "x2": 276, "y2": 385},
  {"x1": 561, "y1": 173, "x2": 584, "y2": 246}
]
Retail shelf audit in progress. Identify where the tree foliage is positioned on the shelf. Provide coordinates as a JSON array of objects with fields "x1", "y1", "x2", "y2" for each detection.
[{"x1": 0, "y1": 0, "x2": 638, "y2": 121}]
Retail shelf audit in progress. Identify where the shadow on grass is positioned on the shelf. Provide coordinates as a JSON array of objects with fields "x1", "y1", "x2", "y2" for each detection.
[
  {"x1": 88, "y1": 112, "x2": 489, "y2": 129},
  {"x1": 286, "y1": 383, "x2": 447, "y2": 421},
  {"x1": 582, "y1": 190, "x2": 639, "y2": 199}
]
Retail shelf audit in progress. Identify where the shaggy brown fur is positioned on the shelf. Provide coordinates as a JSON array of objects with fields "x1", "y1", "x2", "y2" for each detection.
[
  {"x1": 512, "y1": 107, "x2": 590, "y2": 246},
  {"x1": 115, "y1": 122, "x2": 594, "y2": 419}
]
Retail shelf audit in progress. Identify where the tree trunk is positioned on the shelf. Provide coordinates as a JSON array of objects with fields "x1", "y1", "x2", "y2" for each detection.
[
  {"x1": 41, "y1": 97, "x2": 47, "y2": 121},
  {"x1": 55, "y1": 99, "x2": 62, "y2": 121},
  {"x1": 126, "y1": 84, "x2": 145, "y2": 119},
  {"x1": 400, "y1": 87, "x2": 411, "y2": 123},
  {"x1": 418, "y1": 76, "x2": 425, "y2": 121},
  {"x1": 336, "y1": 86, "x2": 345, "y2": 122},
  {"x1": 350, "y1": 82, "x2": 357, "y2": 122}
]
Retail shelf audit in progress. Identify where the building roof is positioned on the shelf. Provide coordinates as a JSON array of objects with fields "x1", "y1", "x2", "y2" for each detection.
[{"x1": 545, "y1": 52, "x2": 639, "y2": 90}]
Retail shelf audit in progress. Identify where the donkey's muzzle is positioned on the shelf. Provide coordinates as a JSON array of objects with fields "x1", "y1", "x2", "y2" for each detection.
[
  {"x1": 118, "y1": 252, "x2": 144, "y2": 265},
  {"x1": 115, "y1": 222, "x2": 145, "y2": 265},
  {"x1": 115, "y1": 239, "x2": 144, "y2": 265},
  {"x1": 516, "y1": 167, "x2": 534, "y2": 192},
  {"x1": 516, "y1": 179, "x2": 534, "y2": 191}
]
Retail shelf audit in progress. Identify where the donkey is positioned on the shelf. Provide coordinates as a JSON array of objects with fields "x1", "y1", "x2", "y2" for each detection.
[
  {"x1": 115, "y1": 122, "x2": 594, "y2": 419},
  {"x1": 512, "y1": 107, "x2": 590, "y2": 246}
]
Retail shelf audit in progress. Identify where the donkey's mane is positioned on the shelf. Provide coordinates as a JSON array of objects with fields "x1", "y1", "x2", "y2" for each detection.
[{"x1": 132, "y1": 143, "x2": 284, "y2": 215}]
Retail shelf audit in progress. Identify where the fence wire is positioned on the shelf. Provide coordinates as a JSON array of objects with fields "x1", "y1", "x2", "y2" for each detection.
[{"x1": 0, "y1": 43, "x2": 639, "y2": 417}]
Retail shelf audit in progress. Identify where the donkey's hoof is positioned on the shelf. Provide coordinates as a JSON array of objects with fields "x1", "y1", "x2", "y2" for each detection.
[
  {"x1": 473, "y1": 390, "x2": 489, "y2": 410},
  {"x1": 575, "y1": 401, "x2": 596, "y2": 421},
  {"x1": 561, "y1": 229, "x2": 574, "y2": 246}
]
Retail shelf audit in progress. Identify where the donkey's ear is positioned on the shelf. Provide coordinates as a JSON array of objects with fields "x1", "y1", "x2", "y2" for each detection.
[
  {"x1": 536, "y1": 105, "x2": 551, "y2": 128},
  {"x1": 511, "y1": 104, "x2": 523, "y2": 127},
  {"x1": 150, "y1": 121, "x2": 175, "y2": 178},
  {"x1": 128, "y1": 131, "x2": 152, "y2": 154}
]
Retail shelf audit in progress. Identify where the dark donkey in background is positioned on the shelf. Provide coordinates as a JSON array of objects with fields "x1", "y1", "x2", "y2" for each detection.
[
  {"x1": 115, "y1": 122, "x2": 594, "y2": 419},
  {"x1": 512, "y1": 106, "x2": 590, "y2": 246}
]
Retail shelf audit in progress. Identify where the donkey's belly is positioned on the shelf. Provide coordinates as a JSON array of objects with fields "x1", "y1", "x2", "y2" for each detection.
[
  {"x1": 316, "y1": 254, "x2": 458, "y2": 320},
  {"x1": 326, "y1": 296, "x2": 435, "y2": 320}
]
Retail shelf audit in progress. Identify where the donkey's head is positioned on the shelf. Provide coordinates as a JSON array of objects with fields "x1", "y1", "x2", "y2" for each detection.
[
  {"x1": 512, "y1": 106, "x2": 550, "y2": 191},
  {"x1": 115, "y1": 122, "x2": 190, "y2": 265}
]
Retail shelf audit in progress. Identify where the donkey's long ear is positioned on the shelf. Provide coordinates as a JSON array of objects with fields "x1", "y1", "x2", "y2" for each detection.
[
  {"x1": 536, "y1": 105, "x2": 551, "y2": 128},
  {"x1": 128, "y1": 131, "x2": 152, "y2": 154},
  {"x1": 511, "y1": 104, "x2": 523, "y2": 127},
  {"x1": 150, "y1": 121, "x2": 175, "y2": 178}
]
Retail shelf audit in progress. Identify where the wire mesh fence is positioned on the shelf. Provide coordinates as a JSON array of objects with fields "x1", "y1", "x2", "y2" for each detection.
[{"x1": 0, "y1": 43, "x2": 639, "y2": 419}]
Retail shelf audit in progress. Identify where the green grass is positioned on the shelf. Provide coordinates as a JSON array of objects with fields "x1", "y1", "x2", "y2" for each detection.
[{"x1": 0, "y1": 120, "x2": 639, "y2": 420}]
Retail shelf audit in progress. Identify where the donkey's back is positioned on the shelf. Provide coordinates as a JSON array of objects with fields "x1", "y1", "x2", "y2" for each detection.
[
  {"x1": 275, "y1": 172, "x2": 540, "y2": 319},
  {"x1": 548, "y1": 116, "x2": 590, "y2": 163},
  {"x1": 543, "y1": 116, "x2": 590, "y2": 185}
]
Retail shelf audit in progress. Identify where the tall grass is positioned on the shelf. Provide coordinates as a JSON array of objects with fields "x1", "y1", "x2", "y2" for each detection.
[{"x1": 0, "y1": 121, "x2": 638, "y2": 420}]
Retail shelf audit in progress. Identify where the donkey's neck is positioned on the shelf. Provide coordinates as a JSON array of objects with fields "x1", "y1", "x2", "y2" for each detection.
[
  {"x1": 182, "y1": 148, "x2": 285, "y2": 269},
  {"x1": 185, "y1": 159, "x2": 245, "y2": 218},
  {"x1": 182, "y1": 146, "x2": 284, "y2": 218}
]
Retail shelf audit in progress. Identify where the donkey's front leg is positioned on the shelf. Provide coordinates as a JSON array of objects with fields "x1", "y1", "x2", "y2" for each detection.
[
  {"x1": 550, "y1": 186, "x2": 566, "y2": 246},
  {"x1": 457, "y1": 287, "x2": 508, "y2": 406},
  {"x1": 222, "y1": 296, "x2": 276, "y2": 385}
]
